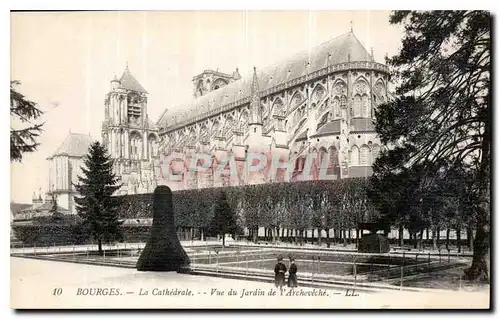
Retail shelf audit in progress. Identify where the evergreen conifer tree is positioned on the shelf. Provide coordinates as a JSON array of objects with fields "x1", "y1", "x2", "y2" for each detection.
[
  {"x1": 74, "y1": 141, "x2": 123, "y2": 255},
  {"x1": 10, "y1": 80, "x2": 44, "y2": 162}
]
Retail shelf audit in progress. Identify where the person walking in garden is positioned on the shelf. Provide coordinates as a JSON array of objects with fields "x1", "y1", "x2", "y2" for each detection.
[
  {"x1": 274, "y1": 257, "x2": 287, "y2": 292},
  {"x1": 287, "y1": 257, "x2": 298, "y2": 288}
]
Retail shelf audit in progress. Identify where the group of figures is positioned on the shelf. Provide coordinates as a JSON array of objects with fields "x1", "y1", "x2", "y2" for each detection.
[{"x1": 274, "y1": 257, "x2": 298, "y2": 290}]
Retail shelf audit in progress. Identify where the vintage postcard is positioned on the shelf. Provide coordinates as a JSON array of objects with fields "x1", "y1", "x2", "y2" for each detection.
[{"x1": 10, "y1": 10, "x2": 491, "y2": 309}]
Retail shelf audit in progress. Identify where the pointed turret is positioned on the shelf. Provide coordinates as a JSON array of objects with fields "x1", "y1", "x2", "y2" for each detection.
[
  {"x1": 110, "y1": 74, "x2": 121, "y2": 91},
  {"x1": 232, "y1": 68, "x2": 241, "y2": 80},
  {"x1": 249, "y1": 67, "x2": 262, "y2": 126}
]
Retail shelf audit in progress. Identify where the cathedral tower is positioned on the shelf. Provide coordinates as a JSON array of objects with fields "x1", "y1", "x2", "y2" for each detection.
[{"x1": 102, "y1": 64, "x2": 159, "y2": 195}]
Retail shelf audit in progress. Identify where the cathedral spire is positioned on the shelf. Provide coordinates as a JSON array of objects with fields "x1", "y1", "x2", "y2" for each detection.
[{"x1": 249, "y1": 66, "x2": 262, "y2": 126}]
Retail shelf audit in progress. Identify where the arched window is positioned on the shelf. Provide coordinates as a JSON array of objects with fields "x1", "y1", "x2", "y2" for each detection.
[
  {"x1": 354, "y1": 94, "x2": 361, "y2": 117},
  {"x1": 292, "y1": 156, "x2": 307, "y2": 172},
  {"x1": 291, "y1": 92, "x2": 304, "y2": 108},
  {"x1": 362, "y1": 94, "x2": 369, "y2": 117},
  {"x1": 148, "y1": 134, "x2": 157, "y2": 159},
  {"x1": 360, "y1": 145, "x2": 370, "y2": 165},
  {"x1": 301, "y1": 157, "x2": 306, "y2": 171},
  {"x1": 318, "y1": 147, "x2": 328, "y2": 169},
  {"x1": 350, "y1": 146, "x2": 359, "y2": 166},
  {"x1": 129, "y1": 132, "x2": 143, "y2": 160},
  {"x1": 327, "y1": 147, "x2": 339, "y2": 176},
  {"x1": 340, "y1": 95, "x2": 347, "y2": 109},
  {"x1": 239, "y1": 111, "x2": 249, "y2": 128},
  {"x1": 272, "y1": 98, "x2": 284, "y2": 117},
  {"x1": 333, "y1": 97, "x2": 340, "y2": 118}
]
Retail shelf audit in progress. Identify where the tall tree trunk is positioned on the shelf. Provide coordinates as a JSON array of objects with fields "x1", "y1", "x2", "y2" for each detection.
[
  {"x1": 419, "y1": 229, "x2": 424, "y2": 250},
  {"x1": 343, "y1": 229, "x2": 347, "y2": 247},
  {"x1": 201, "y1": 228, "x2": 205, "y2": 241},
  {"x1": 466, "y1": 141, "x2": 490, "y2": 280},
  {"x1": 432, "y1": 227, "x2": 437, "y2": 250},
  {"x1": 399, "y1": 225, "x2": 404, "y2": 246},
  {"x1": 464, "y1": 110, "x2": 490, "y2": 281},
  {"x1": 465, "y1": 221, "x2": 489, "y2": 281},
  {"x1": 457, "y1": 228, "x2": 462, "y2": 253},
  {"x1": 446, "y1": 228, "x2": 450, "y2": 251},
  {"x1": 467, "y1": 224, "x2": 474, "y2": 251},
  {"x1": 325, "y1": 229, "x2": 330, "y2": 248},
  {"x1": 317, "y1": 228, "x2": 322, "y2": 246},
  {"x1": 253, "y1": 226, "x2": 258, "y2": 243},
  {"x1": 98, "y1": 239, "x2": 102, "y2": 256},
  {"x1": 437, "y1": 227, "x2": 441, "y2": 248},
  {"x1": 355, "y1": 228, "x2": 360, "y2": 249},
  {"x1": 222, "y1": 234, "x2": 225, "y2": 247}
]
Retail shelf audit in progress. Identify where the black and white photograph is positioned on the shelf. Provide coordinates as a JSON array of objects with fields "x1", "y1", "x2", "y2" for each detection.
[{"x1": 9, "y1": 9, "x2": 491, "y2": 309}]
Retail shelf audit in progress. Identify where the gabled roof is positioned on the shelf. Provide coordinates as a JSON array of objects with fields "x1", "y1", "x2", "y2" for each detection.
[
  {"x1": 48, "y1": 133, "x2": 94, "y2": 159},
  {"x1": 312, "y1": 120, "x2": 341, "y2": 137},
  {"x1": 10, "y1": 203, "x2": 31, "y2": 215},
  {"x1": 120, "y1": 66, "x2": 148, "y2": 93},
  {"x1": 158, "y1": 31, "x2": 373, "y2": 127}
]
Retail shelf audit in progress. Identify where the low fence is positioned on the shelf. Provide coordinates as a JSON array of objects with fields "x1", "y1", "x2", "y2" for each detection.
[{"x1": 11, "y1": 240, "x2": 470, "y2": 292}]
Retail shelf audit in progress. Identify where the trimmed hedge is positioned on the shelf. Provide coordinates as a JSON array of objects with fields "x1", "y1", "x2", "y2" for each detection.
[{"x1": 13, "y1": 179, "x2": 378, "y2": 246}]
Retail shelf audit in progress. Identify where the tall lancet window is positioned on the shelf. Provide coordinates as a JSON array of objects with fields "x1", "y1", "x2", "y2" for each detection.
[
  {"x1": 350, "y1": 145, "x2": 359, "y2": 166},
  {"x1": 360, "y1": 145, "x2": 370, "y2": 165},
  {"x1": 130, "y1": 132, "x2": 143, "y2": 160},
  {"x1": 353, "y1": 94, "x2": 361, "y2": 117},
  {"x1": 148, "y1": 134, "x2": 157, "y2": 159},
  {"x1": 340, "y1": 95, "x2": 347, "y2": 119},
  {"x1": 362, "y1": 94, "x2": 370, "y2": 117},
  {"x1": 333, "y1": 97, "x2": 340, "y2": 118}
]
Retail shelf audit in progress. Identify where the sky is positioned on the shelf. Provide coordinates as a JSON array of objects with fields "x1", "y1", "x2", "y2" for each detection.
[{"x1": 10, "y1": 10, "x2": 404, "y2": 203}]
